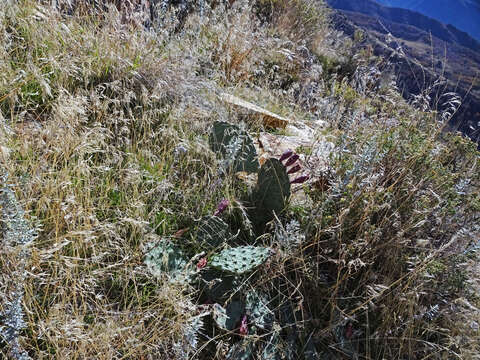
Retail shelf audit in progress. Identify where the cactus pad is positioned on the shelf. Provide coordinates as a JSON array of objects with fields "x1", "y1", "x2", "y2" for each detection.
[
  {"x1": 209, "y1": 121, "x2": 259, "y2": 173},
  {"x1": 196, "y1": 215, "x2": 235, "y2": 250},
  {"x1": 210, "y1": 246, "x2": 273, "y2": 275},
  {"x1": 144, "y1": 239, "x2": 192, "y2": 284},
  {"x1": 262, "y1": 331, "x2": 283, "y2": 360},
  {"x1": 254, "y1": 158, "x2": 291, "y2": 224},
  {"x1": 227, "y1": 341, "x2": 255, "y2": 360},
  {"x1": 213, "y1": 301, "x2": 244, "y2": 331},
  {"x1": 198, "y1": 269, "x2": 247, "y2": 303},
  {"x1": 246, "y1": 291, "x2": 274, "y2": 330}
]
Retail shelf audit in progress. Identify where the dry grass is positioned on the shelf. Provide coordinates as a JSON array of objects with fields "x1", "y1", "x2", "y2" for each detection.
[{"x1": 1, "y1": 0, "x2": 479, "y2": 359}]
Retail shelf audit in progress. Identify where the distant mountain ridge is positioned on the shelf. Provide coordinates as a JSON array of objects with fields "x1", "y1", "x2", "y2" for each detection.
[
  {"x1": 375, "y1": 0, "x2": 480, "y2": 41},
  {"x1": 326, "y1": 0, "x2": 480, "y2": 144},
  {"x1": 326, "y1": 0, "x2": 480, "y2": 52}
]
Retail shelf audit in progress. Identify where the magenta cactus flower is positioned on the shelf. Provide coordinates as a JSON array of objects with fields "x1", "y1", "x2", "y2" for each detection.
[
  {"x1": 196, "y1": 257, "x2": 207, "y2": 270},
  {"x1": 213, "y1": 199, "x2": 229, "y2": 216},
  {"x1": 290, "y1": 175, "x2": 309, "y2": 184},
  {"x1": 239, "y1": 315, "x2": 248, "y2": 335},
  {"x1": 287, "y1": 164, "x2": 301, "y2": 174},
  {"x1": 284, "y1": 154, "x2": 299, "y2": 167},
  {"x1": 279, "y1": 149, "x2": 293, "y2": 162}
]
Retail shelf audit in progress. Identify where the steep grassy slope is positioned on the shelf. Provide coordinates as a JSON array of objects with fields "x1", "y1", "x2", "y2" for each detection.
[{"x1": 1, "y1": 1, "x2": 479, "y2": 359}]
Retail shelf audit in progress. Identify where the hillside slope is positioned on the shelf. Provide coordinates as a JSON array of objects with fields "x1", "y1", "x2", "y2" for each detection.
[
  {"x1": 376, "y1": 0, "x2": 480, "y2": 41},
  {"x1": 326, "y1": 0, "x2": 480, "y2": 51},
  {"x1": 327, "y1": 0, "x2": 480, "y2": 144},
  {"x1": 1, "y1": 1, "x2": 479, "y2": 359}
]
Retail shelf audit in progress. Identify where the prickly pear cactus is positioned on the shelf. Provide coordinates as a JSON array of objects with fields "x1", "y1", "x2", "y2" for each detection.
[
  {"x1": 262, "y1": 331, "x2": 283, "y2": 360},
  {"x1": 196, "y1": 215, "x2": 235, "y2": 249},
  {"x1": 145, "y1": 239, "x2": 193, "y2": 284},
  {"x1": 227, "y1": 341, "x2": 255, "y2": 360},
  {"x1": 180, "y1": 315, "x2": 205, "y2": 357},
  {"x1": 210, "y1": 246, "x2": 273, "y2": 275},
  {"x1": 246, "y1": 291, "x2": 274, "y2": 330},
  {"x1": 213, "y1": 301, "x2": 244, "y2": 331},
  {"x1": 254, "y1": 158, "x2": 291, "y2": 224},
  {"x1": 209, "y1": 121, "x2": 259, "y2": 173},
  {"x1": 332, "y1": 318, "x2": 359, "y2": 360},
  {"x1": 198, "y1": 269, "x2": 243, "y2": 303},
  {"x1": 303, "y1": 336, "x2": 320, "y2": 360}
]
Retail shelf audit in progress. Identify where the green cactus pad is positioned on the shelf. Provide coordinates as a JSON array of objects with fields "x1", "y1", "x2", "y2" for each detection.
[
  {"x1": 227, "y1": 341, "x2": 255, "y2": 360},
  {"x1": 303, "y1": 336, "x2": 320, "y2": 359},
  {"x1": 210, "y1": 246, "x2": 273, "y2": 275},
  {"x1": 262, "y1": 331, "x2": 283, "y2": 360},
  {"x1": 246, "y1": 291, "x2": 274, "y2": 330},
  {"x1": 213, "y1": 301, "x2": 244, "y2": 331},
  {"x1": 332, "y1": 316, "x2": 359, "y2": 359},
  {"x1": 144, "y1": 239, "x2": 193, "y2": 284},
  {"x1": 209, "y1": 121, "x2": 259, "y2": 174},
  {"x1": 198, "y1": 269, "x2": 241, "y2": 303},
  {"x1": 196, "y1": 215, "x2": 235, "y2": 250},
  {"x1": 254, "y1": 158, "x2": 291, "y2": 224}
]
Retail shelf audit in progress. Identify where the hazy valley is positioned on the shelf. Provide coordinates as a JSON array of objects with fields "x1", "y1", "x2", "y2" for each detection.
[{"x1": 327, "y1": 0, "x2": 480, "y2": 143}]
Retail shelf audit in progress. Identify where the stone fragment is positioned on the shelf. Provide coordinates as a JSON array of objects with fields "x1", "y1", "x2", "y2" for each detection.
[{"x1": 220, "y1": 93, "x2": 290, "y2": 129}]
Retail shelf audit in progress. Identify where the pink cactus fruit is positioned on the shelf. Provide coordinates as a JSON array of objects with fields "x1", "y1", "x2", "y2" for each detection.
[
  {"x1": 284, "y1": 154, "x2": 299, "y2": 167},
  {"x1": 290, "y1": 175, "x2": 309, "y2": 184},
  {"x1": 345, "y1": 322, "x2": 353, "y2": 339},
  {"x1": 279, "y1": 149, "x2": 293, "y2": 162},
  {"x1": 196, "y1": 257, "x2": 207, "y2": 270},
  {"x1": 213, "y1": 199, "x2": 229, "y2": 216},
  {"x1": 239, "y1": 315, "x2": 248, "y2": 335},
  {"x1": 287, "y1": 164, "x2": 301, "y2": 174}
]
